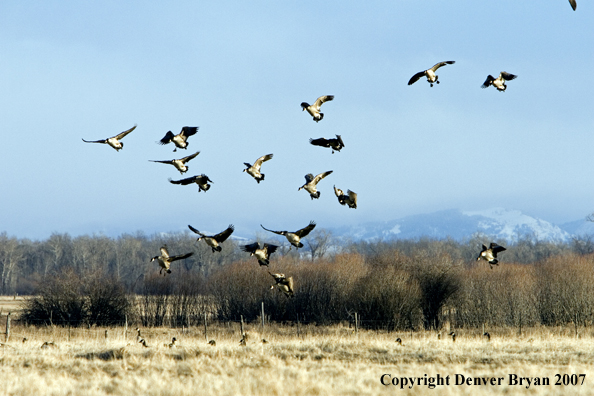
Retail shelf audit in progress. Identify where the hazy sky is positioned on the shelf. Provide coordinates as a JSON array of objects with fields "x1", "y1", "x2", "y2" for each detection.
[{"x1": 1, "y1": 1, "x2": 592, "y2": 240}]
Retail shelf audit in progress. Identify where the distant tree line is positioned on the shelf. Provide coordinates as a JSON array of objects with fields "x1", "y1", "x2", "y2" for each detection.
[{"x1": 3, "y1": 230, "x2": 594, "y2": 330}]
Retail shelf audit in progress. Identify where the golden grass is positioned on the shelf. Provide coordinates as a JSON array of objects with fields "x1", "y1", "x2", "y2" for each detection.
[{"x1": 1, "y1": 324, "x2": 594, "y2": 395}]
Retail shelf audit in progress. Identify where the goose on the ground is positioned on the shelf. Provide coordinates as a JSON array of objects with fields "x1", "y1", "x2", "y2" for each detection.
[
  {"x1": 569, "y1": 0, "x2": 576, "y2": 10},
  {"x1": 188, "y1": 224, "x2": 234, "y2": 252},
  {"x1": 159, "y1": 126, "x2": 198, "y2": 152},
  {"x1": 169, "y1": 174, "x2": 213, "y2": 192},
  {"x1": 243, "y1": 153, "x2": 273, "y2": 183},
  {"x1": 408, "y1": 61, "x2": 455, "y2": 87},
  {"x1": 301, "y1": 95, "x2": 334, "y2": 122},
  {"x1": 334, "y1": 186, "x2": 357, "y2": 209},
  {"x1": 269, "y1": 272, "x2": 294, "y2": 297},
  {"x1": 298, "y1": 171, "x2": 333, "y2": 199},
  {"x1": 483, "y1": 332, "x2": 491, "y2": 342},
  {"x1": 260, "y1": 221, "x2": 316, "y2": 250},
  {"x1": 241, "y1": 242, "x2": 279, "y2": 266},
  {"x1": 477, "y1": 243, "x2": 506, "y2": 269},
  {"x1": 481, "y1": 72, "x2": 517, "y2": 92},
  {"x1": 82, "y1": 125, "x2": 137, "y2": 151},
  {"x1": 449, "y1": 332, "x2": 456, "y2": 342},
  {"x1": 150, "y1": 151, "x2": 200, "y2": 174},
  {"x1": 208, "y1": 339, "x2": 216, "y2": 346},
  {"x1": 151, "y1": 245, "x2": 193, "y2": 275},
  {"x1": 168, "y1": 337, "x2": 177, "y2": 348},
  {"x1": 309, "y1": 135, "x2": 344, "y2": 154}
]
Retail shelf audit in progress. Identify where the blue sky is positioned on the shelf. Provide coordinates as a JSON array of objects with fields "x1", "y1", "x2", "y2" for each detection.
[{"x1": 1, "y1": 1, "x2": 592, "y2": 240}]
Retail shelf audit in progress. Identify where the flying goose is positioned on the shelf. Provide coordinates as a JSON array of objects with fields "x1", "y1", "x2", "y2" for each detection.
[
  {"x1": 82, "y1": 125, "x2": 137, "y2": 151},
  {"x1": 150, "y1": 151, "x2": 200, "y2": 174},
  {"x1": 481, "y1": 72, "x2": 517, "y2": 92},
  {"x1": 334, "y1": 186, "x2": 357, "y2": 209},
  {"x1": 188, "y1": 224, "x2": 235, "y2": 252},
  {"x1": 569, "y1": 0, "x2": 577, "y2": 10},
  {"x1": 301, "y1": 95, "x2": 334, "y2": 122},
  {"x1": 477, "y1": 242, "x2": 506, "y2": 269},
  {"x1": 151, "y1": 245, "x2": 194, "y2": 275},
  {"x1": 169, "y1": 174, "x2": 213, "y2": 192},
  {"x1": 159, "y1": 126, "x2": 198, "y2": 152},
  {"x1": 408, "y1": 61, "x2": 455, "y2": 87},
  {"x1": 243, "y1": 153, "x2": 273, "y2": 183},
  {"x1": 260, "y1": 221, "x2": 316, "y2": 250},
  {"x1": 241, "y1": 242, "x2": 279, "y2": 266},
  {"x1": 298, "y1": 171, "x2": 333, "y2": 199},
  {"x1": 309, "y1": 135, "x2": 345, "y2": 154},
  {"x1": 269, "y1": 272, "x2": 294, "y2": 297}
]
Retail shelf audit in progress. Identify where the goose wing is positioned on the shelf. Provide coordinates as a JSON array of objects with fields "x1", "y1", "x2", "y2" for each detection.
[
  {"x1": 408, "y1": 71, "x2": 426, "y2": 85},
  {"x1": 261, "y1": 224, "x2": 286, "y2": 236},
  {"x1": 481, "y1": 75, "x2": 495, "y2": 88},
  {"x1": 312, "y1": 170, "x2": 333, "y2": 185},
  {"x1": 169, "y1": 252, "x2": 194, "y2": 262},
  {"x1": 269, "y1": 272, "x2": 286, "y2": 283},
  {"x1": 334, "y1": 185, "x2": 343, "y2": 197},
  {"x1": 569, "y1": 0, "x2": 577, "y2": 10},
  {"x1": 264, "y1": 243, "x2": 279, "y2": 256},
  {"x1": 304, "y1": 173, "x2": 315, "y2": 183},
  {"x1": 196, "y1": 174, "x2": 212, "y2": 183},
  {"x1": 159, "y1": 131, "x2": 175, "y2": 145},
  {"x1": 312, "y1": 95, "x2": 334, "y2": 110},
  {"x1": 180, "y1": 126, "x2": 198, "y2": 138},
  {"x1": 309, "y1": 138, "x2": 330, "y2": 148},
  {"x1": 82, "y1": 138, "x2": 107, "y2": 144},
  {"x1": 241, "y1": 242, "x2": 260, "y2": 254},
  {"x1": 335, "y1": 135, "x2": 345, "y2": 148},
  {"x1": 160, "y1": 246, "x2": 170, "y2": 257},
  {"x1": 347, "y1": 189, "x2": 358, "y2": 203},
  {"x1": 430, "y1": 60, "x2": 455, "y2": 72},
  {"x1": 113, "y1": 125, "x2": 137, "y2": 140},
  {"x1": 181, "y1": 151, "x2": 200, "y2": 163},
  {"x1": 253, "y1": 153, "x2": 273, "y2": 169},
  {"x1": 284, "y1": 276, "x2": 294, "y2": 293},
  {"x1": 489, "y1": 243, "x2": 506, "y2": 255},
  {"x1": 169, "y1": 176, "x2": 198, "y2": 185},
  {"x1": 214, "y1": 225, "x2": 234, "y2": 242},
  {"x1": 500, "y1": 72, "x2": 517, "y2": 81},
  {"x1": 149, "y1": 159, "x2": 174, "y2": 165},
  {"x1": 294, "y1": 221, "x2": 316, "y2": 238},
  {"x1": 187, "y1": 224, "x2": 206, "y2": 237}
]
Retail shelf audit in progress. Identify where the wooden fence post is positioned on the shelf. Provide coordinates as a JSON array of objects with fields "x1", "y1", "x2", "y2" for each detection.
[
  {"x1": 204, "y1": 312, "x2": 207, "y2": 342},
  {"x1": 5, "y1": 312, "x2": 11, "y2": 343},
  {"x1": 240, "y1": 315, "x2": 245, "y2": 338},
  {"x1": 261, "y1": 302, "x2": 265, "y2": 333}
]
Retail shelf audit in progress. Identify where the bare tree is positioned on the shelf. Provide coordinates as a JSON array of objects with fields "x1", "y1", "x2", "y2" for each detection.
[
  {"x1": 305, "y1": 229, "x2": 334, "y2": 262},
  {"x1": 0, "y1": 233, "x2": 23, "y2": 294}
]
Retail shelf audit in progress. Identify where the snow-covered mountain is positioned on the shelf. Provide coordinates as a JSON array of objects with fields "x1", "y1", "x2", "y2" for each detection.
[{"x1": 333, "y1": 208, "x2": 576, "y2": 243}]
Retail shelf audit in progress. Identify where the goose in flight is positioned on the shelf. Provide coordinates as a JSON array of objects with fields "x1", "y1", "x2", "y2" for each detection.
[
  {"x1": 299, "y1": 171, "x2": 333, "y2": 199},
  {"x1": 408, "y1": 61, "x2": 455, "y2": 87},
  {"x1": 301, "y1": 95, "x2": 334, "y2": 122},
  {"x1": 159, "y1": 126, "x2": 198, "y2": 152},
  {"x1": 569, "y1": 0, "x2": 576, "y2": 10},
  {"x1": 241, "y1": 242, "x2": 279, "y2": 266},
  {"x1": 334, "y1": 186, "x2": 357, "y2": 209},
  {"x1": 150, "y1": 151, "x2": 200, "y2": 174},
  {"x1": 477, "y1": 242, "x2": 507, "y2": 269},
  {"x1": 169, "y1": 174, "x2": 213, "y2": 192},
  {"x1": 309, "y1": 135, "x2": 345, "y2": 154},
  {"x1": 260, "y1": 221, "x2": 316, "y2": 250},
  {"x1": 269, "y1": 272, "x2": 294, "y2": 297},
  {"x1": 481, "y1": 72, "x2": 517, "y2": 92},
  {"x1": 243, "y1": 153, "x2": 273, "y2": 183},
  {"x1": 151, "y1": 245, "x2": 193, "y2": 275},
  {"x1": 188, "y1": 224, "x2": 235, "y2": 252},
  {"x1": 82, "y1": 125, "x2": 137, "y2": 151}
]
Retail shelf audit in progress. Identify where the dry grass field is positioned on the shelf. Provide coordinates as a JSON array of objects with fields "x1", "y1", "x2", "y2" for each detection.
[{"x1": 1, "y1": 322, "x2": 594, "y2": 396}]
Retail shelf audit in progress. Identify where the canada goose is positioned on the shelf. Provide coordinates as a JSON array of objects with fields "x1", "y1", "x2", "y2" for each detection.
[
  {"x1": 262, "y1": 339, "x2": 268, "y2": 344},
  {"x1": 41, "y1": 341, "x2": 57, "y2": 349},
  {"x1": 483, "y1": 332, "x2": 491, "y2": 342},
  {"x1": 477, "y1": 242, "x2": 506, "y2": 269},
  {"x1": 243, "y1": 153, "x2": 273, "y2": 183},
  {"x1": 169, "y1": 174, "x2": 213, "y2": 193},
  {"x1": 150, "y1": 151, "x2": 200, "y2": 174},
  {"x1": 334, "y1": 186, "x2": 357, "y2": 209},
  {"x1": 82, "y1": 125, "x2": 137, "y2": 151},
  {"x1": 135, "y1": 328, "x2": 142, "y2": 343},
  {"x1": 241, "y1": 242, "x2": 279, "y2": 266},
  {"x1": 22, "y1": 337, "x2": 27, "y2": 343},
  {"x1": 449, "y1": 332, "x2": 456, "y2": 342},
  {"x1": 139, "y1": 338, "x2": 149, "y2": 348},
  {"x1": 159, "y1": 126, "x2": 198, "y2": 152},
  {"x1": 188, "y1": 224, "x2": 234, "y2": 252},
  {"x1": 208, "y1": 339, "x2": 217, "y2": 346},
  {"x1": 260, "y1": 221, "x2": 316, "y2": 250},
  {"x1": 395, "y1": 338, "x2": 403, "y2": 346},
  {"x1": 239, "y1": 337, "x2": 247, "y2": 346},
  {"x1": 298, "y1": 171, "x2": 333, "y2": 199},
  {"x1": 408, "y1": 61, "x2": 455, "y2": 87},
  {"x1": 309, "y1": 135, "x2": 345, "y2": 154},
  {"x1": 481, "y1": 72, "x2": 517, "y2": 92},
  {"x1": 168, "y1": 337, "x2": 177, "y2": 348},
  {"x1": 269, "y1": 272, "x2": 295, "y2": 297},
  {"x1": 569, "y1": 0, "x2": 577, "y2": 10},
  {"x1": 301, "y1": 95, "x2": 334, "y2": 122},
  {"x1": 151, "y1": 245, "x2": 194, "y2": 275}
]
